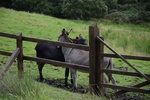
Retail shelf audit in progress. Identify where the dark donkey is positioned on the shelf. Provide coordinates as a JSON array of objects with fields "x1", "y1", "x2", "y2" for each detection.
[{"x1": 35, "y1": 33, "x2": 87, "y2": 86}]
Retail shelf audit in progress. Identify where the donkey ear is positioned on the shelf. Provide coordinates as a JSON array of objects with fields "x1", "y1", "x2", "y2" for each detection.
[
  {"x1": 79, "y1": 34, "x2": 83, "y2": 39},
  {"x1": 76, "y1": 36, "x2": 79, "y2": 39},
  {"x1": 62, "y1": 28, "x2": 65, "y2": 34}
]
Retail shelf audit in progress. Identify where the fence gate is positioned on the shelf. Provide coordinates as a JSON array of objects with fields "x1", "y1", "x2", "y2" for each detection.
[{"x1": 89, "y1": 23, "x2": 150, "y2": 97}]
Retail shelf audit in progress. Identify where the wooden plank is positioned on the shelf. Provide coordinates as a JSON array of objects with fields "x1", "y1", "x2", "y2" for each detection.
[
  {"x1": 16, "y1": 33, "x2": 23, "y2": 76},
  {"x1": 0, "y1": 50, "x2": 12, "y2": 56},
  {"x1": 0, "y1": 48, "x2": 20, "y2": 77},
  {"x1": 102, "y1": 53, "x2": 150, "y2": 61},
  {"x1": 109, "y1": 81, "x2": 150, "y2": 97},
  {"x1": 101, "y1": 83, "x2": 150, "y2": 94},
  {"x1": 102, "y1": 69, "x2": 150, "y2": 77},
  {"x1": 22, "y1": 36, "x2": 89, "y2": 51},
  {"x1": 0, "y1": 32, "x2": 17, "y2": 39},
  {"x1": 89, "y1": 23, "x2": 103, "y2": 95},
  {"x1": 23, "y1": 56, "x2": 89, "y2": 72},
  {"x1": 97, "y1": 36, "x2": 150, "y2": 83}
]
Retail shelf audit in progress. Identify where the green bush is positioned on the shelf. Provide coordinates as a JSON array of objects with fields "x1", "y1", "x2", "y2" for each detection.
[
  {"x1": 139, "y1": 11, "x2": 150, "y2": 22},
  {"x1": 0, "y1": 0, "x2": 108, "y2": 20},
  {"x1": 0, "y1": 0, "x2": 12, "y2": 8},
  {"x1": 11, "y1": 0, "x2": 36, "y2": 12},
  {"x1": 104, "y1": 0, "x2": 118, "y2": 9},
  {"x1": 34, "y1": 0, "x2": 52, "y2": 15},
  {"x1": 112, "y1": 17, "x2": 124, "y2": 24},
  {"x1": 118, "y1": 0, "x2": 138, "y2": 4},
  {"x1": 61, "y1": 0, "x2": 108, "y2": 19},
  {"x1": 104, "y1": 12, "x2": 129, "y2": 23}
]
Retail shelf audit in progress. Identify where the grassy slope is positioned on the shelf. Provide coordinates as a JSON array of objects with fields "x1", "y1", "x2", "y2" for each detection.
[{"x1": 0, "y1": 8, "x2": 150, "y2": 99}]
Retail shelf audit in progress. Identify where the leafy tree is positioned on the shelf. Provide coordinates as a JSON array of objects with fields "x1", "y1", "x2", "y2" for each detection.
[
  {"x1": 34, "y1": 0, "x2": 52, "y2": 15},
  {"x1": 61, "y1": 0, "x2": 108, "y2": 19},
  {"x1": 104, "y1": 0, "x2": 118, "y2": 9},
  {"x1": 11, "y1": 0, "x2": 36, "y2": 12},
  {"x1": 0, "y1": 0, "x2": 12, "y2": 8}
]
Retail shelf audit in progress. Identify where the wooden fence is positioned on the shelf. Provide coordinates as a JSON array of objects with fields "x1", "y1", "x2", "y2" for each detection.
[{"x1": 0, "y1": 23, "x2": 150, "y2": 97}]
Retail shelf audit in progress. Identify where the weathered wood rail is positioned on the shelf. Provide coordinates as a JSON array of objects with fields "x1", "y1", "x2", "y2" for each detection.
[{"x1": 0, "y1": 23, "x2": 150, "y2": 97}]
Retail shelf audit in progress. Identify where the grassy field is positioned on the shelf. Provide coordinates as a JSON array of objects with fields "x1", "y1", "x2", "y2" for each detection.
[{"x1": 0, "y1": 8, "x2": 150, "y2": 100}]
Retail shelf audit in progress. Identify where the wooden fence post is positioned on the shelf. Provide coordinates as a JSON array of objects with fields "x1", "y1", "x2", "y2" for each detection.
[
  {"x1": 89, "y1": 23, "x2": 104, "y2": 95},
  {"x1": 16, "y1": 33, "x2": 23, "y2": 76}
]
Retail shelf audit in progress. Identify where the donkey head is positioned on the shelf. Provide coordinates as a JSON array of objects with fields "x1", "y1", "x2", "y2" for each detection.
[
  {"x1": 58, "y1": 29, "x2": 87, "y2": 46},
  {"x1": 58, "y1": 29, "x2": 72, "y2": 43},
  {"x1": 74, "y1": 34, "x2": 88, "y2": 45}
]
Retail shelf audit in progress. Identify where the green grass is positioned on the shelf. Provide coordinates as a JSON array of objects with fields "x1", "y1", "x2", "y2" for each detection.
[
  {"x1": 0, "y1": 73, "x2": 102, "y2": 100},
  {"x1": 0, "y1": 7, "x2": 150, "y2": 99}
]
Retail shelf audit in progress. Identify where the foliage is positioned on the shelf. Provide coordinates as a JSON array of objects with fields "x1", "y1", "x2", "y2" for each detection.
[
  {"x1": 0, "y1": 0, "x2": 108, "y2": 20},
  {"x1": 62, "y1": 0, "x2": 108, "y2": 19},
  {"x1": 118, "y1": 0, "x2": 138, "y2": 4},
  {"x1": 104, "y1": 0, "x2": 118, "y2": 10},
  {"x1": 104, "y1": 12, "x2": 129, "y2": 23},
  {"x1": 0, "y1": 0, "x2": 149, "y2": 23}
]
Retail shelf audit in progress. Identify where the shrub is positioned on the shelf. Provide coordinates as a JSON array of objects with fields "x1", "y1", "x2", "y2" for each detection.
[
  {"x1": 61, "y1": 0, "x2": 108, "y2": 19},
  {"x1": 118, "y1": 0, "x2": 138, "y2": 4},
  {"x1": 139, "y1": 11, "x2": 150, "y2": 22},
  {"x1": 0, "y1": 0, "x2": 12, "y2": 8},
  {"x1": 11, "y1": 0, "x2": 36, "y2": 12},
  {"x1": 34, "y1": 0, "x2": 53, "y2": 15},
  {"x1": 104, "y1": 12, "x2": 129, "y2": 23},
  {"x1": 112, "y1": 17, "x2": 124, "y2": 24}
]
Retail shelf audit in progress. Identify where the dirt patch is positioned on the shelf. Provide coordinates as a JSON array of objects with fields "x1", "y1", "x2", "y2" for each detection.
[
  {"x1": 37, "y1": 78, "x2": 88, "y2": 94},
  {"x1": 37, "y1": 78, "x2": 145, "y2": 99},
  {"x1": 117, "y1": 93, "x2": 145, "y2": 100}
]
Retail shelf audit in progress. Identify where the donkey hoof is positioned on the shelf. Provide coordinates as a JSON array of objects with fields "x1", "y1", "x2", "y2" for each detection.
[
  {"x1": 71, "y1": 87, "x2": 78, "y2": 92},
  {"x1": 37, "y1": 78, "x2": 45, "y2": 82},
  {"x1": 65, "y1": 86, "x2": 71, "y2": 89}
]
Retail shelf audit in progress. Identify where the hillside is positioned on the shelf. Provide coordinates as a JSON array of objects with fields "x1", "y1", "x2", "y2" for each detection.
[
  {"x1": 0, "y1": 8, "x2": 150, "y2": 100},
  {"x1": 1, "y1": 0, "x2": 150, "y2": 23}
]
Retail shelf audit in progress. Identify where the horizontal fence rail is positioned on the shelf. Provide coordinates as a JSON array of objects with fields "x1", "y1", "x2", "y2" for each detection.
[
  {"x1": 102, "y1": 69, "x2": 150, "y2": 77},
  {"x1": 0, "y1": 50, "x2": 12, "y2": 56},
  {"x1": 101, "y1": 83, "x2": 150, "y2": 94},
  {"x1": 0, "y1": 32, "x2": 17, "y2": 39},
  {"x1": 23, "y1": 36, "x2": 89, "y2": 51},
  {"x1": 102, "y1": 53, "x2": 150, "y2": 61},
  {"x1": 108, "y1": 81, "x2": 150, "y2": 97},
  {"x1": 0, "y1": 32, "x2": 89, "y2": 51},
  {"x1": 24, "y1": 56, "x2": 89, "y2": 72}
]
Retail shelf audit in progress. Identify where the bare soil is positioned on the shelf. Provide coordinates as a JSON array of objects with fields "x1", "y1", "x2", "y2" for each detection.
[{"x1": 37, "y1": 78, "x2": 145, "y2": 100}]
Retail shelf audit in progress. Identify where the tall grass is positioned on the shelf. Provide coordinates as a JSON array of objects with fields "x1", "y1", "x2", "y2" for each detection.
[
  {"x1": 100, "y1": 23, "x2": 150, "y2": 55},
  {"x1": 0, "y1": 73, "x2": 105, "y2": 100},
  {"x1": 0, "y1": 74, "x2": 42, "y2": 100}
]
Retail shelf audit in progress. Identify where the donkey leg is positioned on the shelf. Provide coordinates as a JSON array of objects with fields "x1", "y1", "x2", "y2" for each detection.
[
  {"x1": 103, "y1": 76, "x2": 108, "y2": 96},
  {"x1": 111, "y1": 76, "x2": 117, "y2": 85},
  {"x1": 70, "y1": 69, "x2": 77, "y2": 91},
  {"x1": 38, "y1": 63, "x2": 45, "y2": 82},
  {"x1": 71, "y1": 72, "x2": 73, "y2": 85},
  {"x1": 65, "y1": 68, "x2": 69, "y2": 86},
  {"x1": 111, "y1": 76, "x2": 118, "y2": 92}
]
